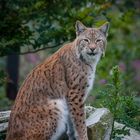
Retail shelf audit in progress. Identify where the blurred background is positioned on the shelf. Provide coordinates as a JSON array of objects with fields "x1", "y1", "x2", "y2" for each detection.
[{"x1": 0, "y1": 0, "x2": 140, "y2": 139}]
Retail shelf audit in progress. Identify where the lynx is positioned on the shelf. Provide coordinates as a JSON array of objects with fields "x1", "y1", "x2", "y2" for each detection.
[{"x1": 6, "y1": 21, "x2": 109, "y2": 140}]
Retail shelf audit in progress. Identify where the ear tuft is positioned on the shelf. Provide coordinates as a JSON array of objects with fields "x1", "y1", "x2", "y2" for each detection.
[
  {"x1": 75, "y1": 21, "x2": 86, "y2": 36},
  {"x1": 99, "y1": 22, "x2": 109, "y2": 36}
]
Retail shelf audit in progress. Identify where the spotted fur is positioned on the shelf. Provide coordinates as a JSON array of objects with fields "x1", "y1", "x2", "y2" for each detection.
[{"x1": 6, "y1": 21, "x2": 109, "y2": 140}]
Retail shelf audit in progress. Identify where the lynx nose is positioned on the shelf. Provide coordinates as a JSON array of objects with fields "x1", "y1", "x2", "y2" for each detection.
[
  {"x1": 90, "y1": 48, "x2": 96, "y2": 52},
  {"x1": 89, "y1": 44, "x2": 96, "y2": 52}
]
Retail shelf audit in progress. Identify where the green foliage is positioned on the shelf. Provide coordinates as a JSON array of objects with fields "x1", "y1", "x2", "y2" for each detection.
[
  {"x1": 1, "y1": 0, "x2": 139, "y2": 56},
  {"x1": 0, "y1": 69, "x2": 12, "y2": 111},
  {"x1": 113, "y1": 126, "x2": 130, "y2": 139},
  {"x1": 0, "y1": 131, "x2": 6, "y2": 140},
  {"x1": 97, "y1": 66, "x2": 140, "y2": 139},
  {"x1": 0, "y1": 57, "x2": 13, "y2": 110},
  {"x1": 0, "y1": 70, "x2": 6, "y2": 87}
]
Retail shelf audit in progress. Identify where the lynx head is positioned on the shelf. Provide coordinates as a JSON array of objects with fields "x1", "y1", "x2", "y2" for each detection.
[{"x1": 75, "y1": 21, "x2": 109, "y2": 64}]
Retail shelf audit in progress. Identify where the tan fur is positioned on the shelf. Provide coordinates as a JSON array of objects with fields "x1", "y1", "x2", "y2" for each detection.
[{"x1": 6, "y1": 21, "x2": 109, "y2": 140}]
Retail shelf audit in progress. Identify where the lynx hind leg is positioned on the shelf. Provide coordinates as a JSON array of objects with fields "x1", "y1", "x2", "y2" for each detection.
[{"x1": 50, "y1": 99, "x2": 68, "y2": 140}]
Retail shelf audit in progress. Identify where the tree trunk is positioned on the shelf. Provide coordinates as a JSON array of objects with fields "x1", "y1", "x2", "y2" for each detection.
[{"x1": 6, "y1": 54, "x2": 19, "y2": 100}]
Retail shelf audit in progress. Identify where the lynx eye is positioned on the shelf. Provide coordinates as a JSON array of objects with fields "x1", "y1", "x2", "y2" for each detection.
[
  {"x1": 96, "y1": 39, "x2": 102, "y2": 43},
  {"x1": 83, "y1": 38, "x2": 90, "y2": 43}
]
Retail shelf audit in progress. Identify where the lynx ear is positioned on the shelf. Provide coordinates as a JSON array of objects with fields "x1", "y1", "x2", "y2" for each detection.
[
  {"x1": 75, "y1": 21, "x2": 87, "y2": 36},
  {"x1": 99, "y1": 22, "x2": 109, "y2": 36}
]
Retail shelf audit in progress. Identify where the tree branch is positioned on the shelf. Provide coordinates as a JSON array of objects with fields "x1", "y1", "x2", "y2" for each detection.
[{"x1": 19, "y1": 44, "x2": 59, "y2": 55}]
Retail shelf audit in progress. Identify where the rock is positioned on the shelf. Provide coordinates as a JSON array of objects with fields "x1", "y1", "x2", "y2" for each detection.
[
  {"x1": 0, "y1": 111, "x2": 11, "y2": 132},
  {"x1": 114, "y1": 122, "x2": 140, "y2": 140},
  {"x1": 85, "y1": 106, "x2": 140, "y2": 140},
  {"x1": 0, "y1": 122, "x2": 8, "y2": 132},
  {"x1": 0, "y1": 111, "x2": 11, "y2": 122},
  {"x1": 1, "y1": 107, "x2": 140, "y2": 140},
  {"x1": 86, "y1": 106, "x2": 113, "y2": 140}
]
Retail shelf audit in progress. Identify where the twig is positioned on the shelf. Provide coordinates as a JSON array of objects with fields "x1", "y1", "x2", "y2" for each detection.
[
  {"x1": 19, "y1": 44, "x2": 60, "y2": 55},
  {"x1": 6, "y1": 43, "x2": 61, "y2": 56}
]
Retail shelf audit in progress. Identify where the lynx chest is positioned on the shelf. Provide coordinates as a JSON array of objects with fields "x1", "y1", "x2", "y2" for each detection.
[{"x1": 84, "y1": 70, "x2": 95, "y2": 100}]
